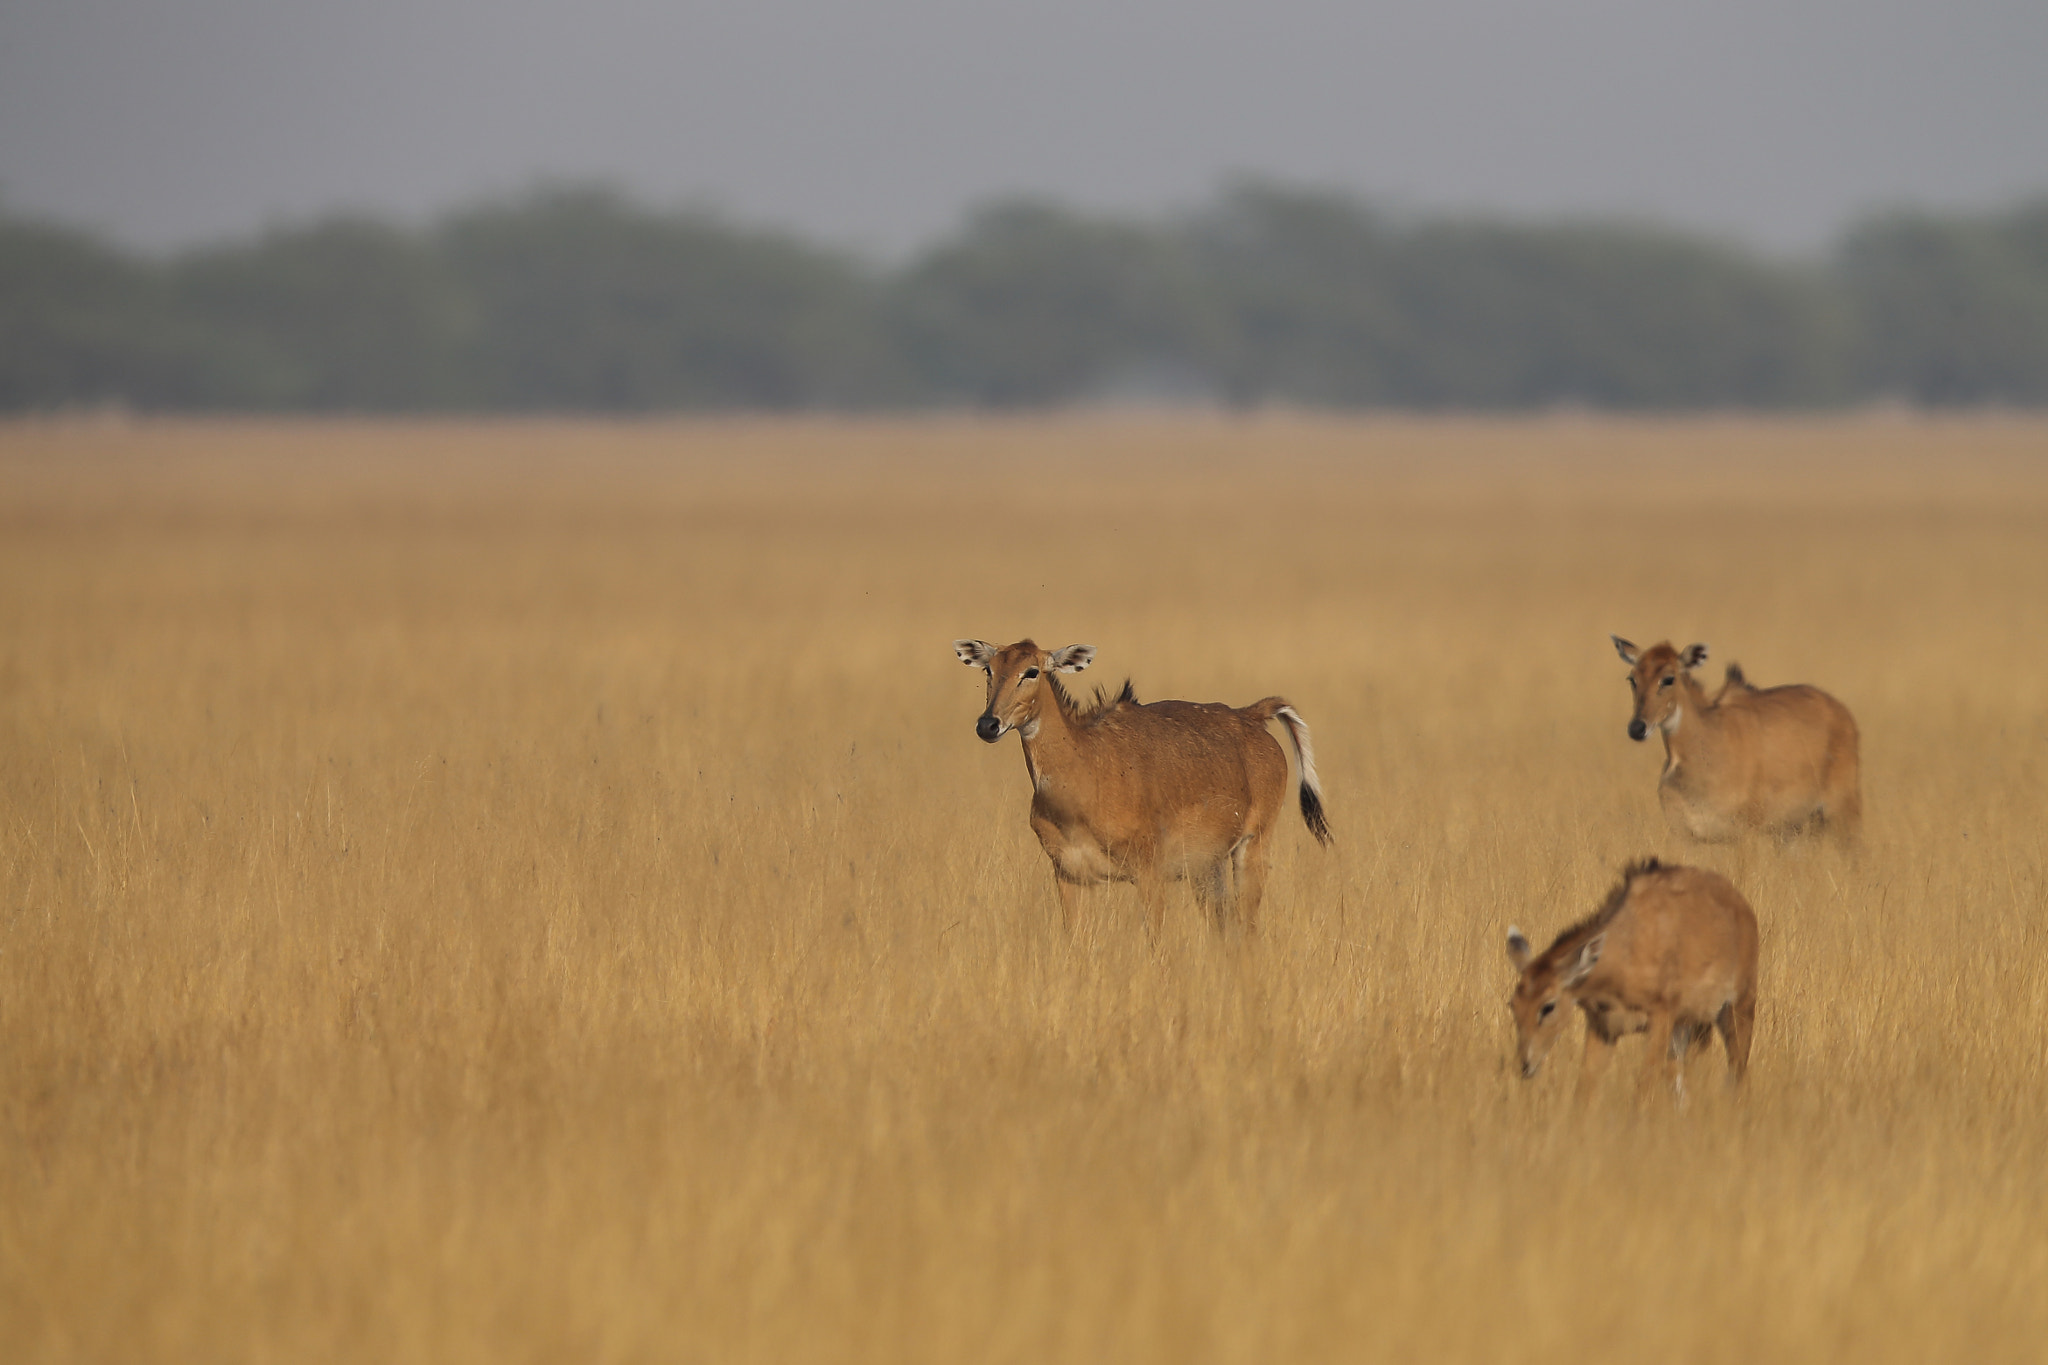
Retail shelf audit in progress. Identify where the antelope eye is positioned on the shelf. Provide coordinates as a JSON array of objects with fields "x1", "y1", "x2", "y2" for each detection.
[
  {"x1": 1022, "y1": 667, "x2": 1040, "y2": 681},
  {"x1": 1659, "y1": 675, "x2": 1674, "y2": 688},
  {"x1": 1538, "y1": 1001, "x2": 1557, "y2": 1019}
]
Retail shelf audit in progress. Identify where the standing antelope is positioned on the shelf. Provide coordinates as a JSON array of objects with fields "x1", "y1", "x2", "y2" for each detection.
[
  {"x1": 1611, "y1": 636, "x2": 1861, "y2": 844},
  {"x1": 1506, "y1": 858, "x2": 1758, "y2": 1103},
  {"x1": 953, "y1": 638, "x2": 1330, "y2": 934}
]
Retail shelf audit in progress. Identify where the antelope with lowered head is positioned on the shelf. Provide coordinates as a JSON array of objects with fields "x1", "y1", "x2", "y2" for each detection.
[
  {"x1": 1506, "y1": 858, "x2": 1758, "y2": 1104},
  {"x1": 953, "y1": 638, "x2": 1330, "y2": 934},
  {"x1": 1611, "y1": 636, "x2": 1861, "y2": 844}
]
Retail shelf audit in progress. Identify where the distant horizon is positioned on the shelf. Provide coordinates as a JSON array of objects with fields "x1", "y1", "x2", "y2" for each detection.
[{"x1": 9, "y1": 174, "x2": 2047, "y2": 265}]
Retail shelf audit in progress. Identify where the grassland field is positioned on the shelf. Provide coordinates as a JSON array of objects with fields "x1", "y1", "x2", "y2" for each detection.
[{"x1": 1, "y1": 415, "x2": 2045, "y2": 1363}]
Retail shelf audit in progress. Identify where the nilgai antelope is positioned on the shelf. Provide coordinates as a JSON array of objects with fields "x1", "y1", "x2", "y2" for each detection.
[
  {"x1": 953, "y1": 638, "x2": 1331, "y2": 934},
  {"x1": 1611, "y1": 636, "x2": 1861, "y2": 844},
  {"x1": 1506, "y1": 858, "x2": 1758, "y2": 1104}
]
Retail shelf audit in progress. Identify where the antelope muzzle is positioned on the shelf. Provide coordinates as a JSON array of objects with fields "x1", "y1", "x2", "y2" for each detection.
[
  {"x1": 976, "y1": 714, "x2": 1003, "y2": 743},
  {"x1": 1627, "y1": 718, "x2": 1649, "y2": 742}
]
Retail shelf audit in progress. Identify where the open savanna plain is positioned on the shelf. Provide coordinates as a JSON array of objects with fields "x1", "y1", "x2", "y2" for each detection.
[{"x1": 2, "y1": 415, "x2": 2045, "y2": 1363}]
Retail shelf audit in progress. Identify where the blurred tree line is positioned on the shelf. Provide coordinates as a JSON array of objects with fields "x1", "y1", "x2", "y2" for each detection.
[{"x1": 4, "y1": 184, "x2": 2046, "y2": 412}]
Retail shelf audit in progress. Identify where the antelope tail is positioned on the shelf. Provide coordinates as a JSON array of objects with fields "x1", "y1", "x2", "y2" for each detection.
[{"x1": 1256, "y1": 698, "x2": 1332, "y2": 845}]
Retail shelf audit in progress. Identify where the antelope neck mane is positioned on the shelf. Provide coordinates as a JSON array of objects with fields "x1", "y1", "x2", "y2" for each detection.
[
  {"x1": 1540, "y1": 857, "x2": 1665, "y2": 963},
  {"x1": 1049, "y1": 674, "x2": 1139, "y2": 727}
]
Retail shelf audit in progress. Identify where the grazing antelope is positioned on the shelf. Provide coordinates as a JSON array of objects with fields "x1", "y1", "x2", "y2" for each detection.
[
  {"x1": 1506, "y1": 858, "x2": 1758, "y2": 1104},
  {"x1": 953, "y1": 638, "x2": 1331, "y2": 934},
  {"x1": 1611, "y1": 636, "x2": 1861, "y2": 844}
]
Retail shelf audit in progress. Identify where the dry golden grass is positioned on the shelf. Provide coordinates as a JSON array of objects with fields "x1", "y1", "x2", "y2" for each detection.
[{"x1": 2, "y1": 414, "x2": 2046, "y2": 1364}]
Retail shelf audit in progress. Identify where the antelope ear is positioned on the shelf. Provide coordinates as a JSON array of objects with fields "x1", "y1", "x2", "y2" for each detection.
[
  {"x1": 1049, "y1": 644, "x2": 1095, "y2": 674},
  {"x1": 1611, "y1": 635, "x2": 1639, "y2": 665},
  {"x1": 1562, "y1": 933, "x2": 1604, "y2": 988},
  {"x1": 1506, "y1": 927, "x2": 1533, "y2": 971},
  {"x1": 1681, "y1": 643, "x2": 1709, "y2": 669},
  {"x1": 954, "y1": 639, "x2": 997, "y2": 668}
]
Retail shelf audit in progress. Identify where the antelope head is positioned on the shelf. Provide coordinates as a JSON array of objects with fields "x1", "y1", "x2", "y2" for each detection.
[
  {"x1": 954, "y1": 638, "x2": 1095, "y2": 743},
  {"x1": 1612, "y1": 636, "x2": 1707, "y2": 742},
  {"x1": 1506, "y1": 927, "x2": 1603, "y2": 1079}
]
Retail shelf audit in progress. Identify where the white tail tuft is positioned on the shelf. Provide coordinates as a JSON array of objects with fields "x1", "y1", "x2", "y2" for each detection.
[{"x1": 1274, "y1": 705, "x2": 1331, "y2": 844}]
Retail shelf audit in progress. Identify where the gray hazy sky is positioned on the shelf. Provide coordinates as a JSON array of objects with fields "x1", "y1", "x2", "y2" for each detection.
[{"x1": 3, "y1": 0, "x2": 2045, "y2": 256}]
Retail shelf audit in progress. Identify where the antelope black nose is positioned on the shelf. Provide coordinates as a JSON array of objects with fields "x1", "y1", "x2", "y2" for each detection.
[
  {"x1": 976, "y1": 715, "x2": 1002, "y2": 743},
  {"x1": 1627, "y1": 718, "x2": 1648, "y2": 742}
]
